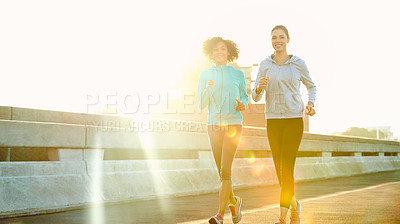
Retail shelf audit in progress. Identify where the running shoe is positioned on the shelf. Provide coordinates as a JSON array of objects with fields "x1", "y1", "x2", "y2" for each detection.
[
  {"x1": 228, "y1": 196, "x2": 243, "y2": 223},
  {"x1": 290, "y1": 200, "x2": 301, "y2": 224},
  {"x1": 274, "y1": 216, "x2": 286, "y2": 224},
  {"x1": 209, "y1": 213, "x2": 223, "y2": 224}
]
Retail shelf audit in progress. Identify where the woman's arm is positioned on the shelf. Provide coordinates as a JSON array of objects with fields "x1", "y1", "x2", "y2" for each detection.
[
  {"x1": 251, "y1": 64, "x2": 266, "y2": 102},
  {"x1": 197, "y1": 71, "x2": 213, "y2": 110},
  {"x1": 300, "y1": 61, "x2": 317, "y2": 106},
  {"x1": 239, "y1": 71, "x2": 249, "y2": 109}
]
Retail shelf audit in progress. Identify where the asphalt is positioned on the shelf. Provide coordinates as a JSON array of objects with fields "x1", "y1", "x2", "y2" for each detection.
[{"x1": 1, "y1": 170, "x2": 400, "y2": 224}]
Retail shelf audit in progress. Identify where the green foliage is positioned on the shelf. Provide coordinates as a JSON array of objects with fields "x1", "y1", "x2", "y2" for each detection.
[{"x1": 339, "y1": 127, "x2": 389, "y2": 139}]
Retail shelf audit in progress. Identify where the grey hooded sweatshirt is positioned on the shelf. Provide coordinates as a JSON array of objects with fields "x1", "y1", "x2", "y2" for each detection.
[{"x1": 252, "y1": 55, "x2": 316, "y2": 119}]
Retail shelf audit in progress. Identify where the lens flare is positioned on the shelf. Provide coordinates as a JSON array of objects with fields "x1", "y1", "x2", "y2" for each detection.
[
  {"x1": 89, "y1": 136, "x2": 105, "y2": 224},
  {"x1": 226, "y1": 126, "x2": 237, "y2": 138},
  {"x1": 136, "y1": 117, "x2": 171, "y2": 215},
  {"x1": 250, "y1": 163, "x2": 266, "y2": 176},
  {"x1": 245, "y1": 150, "x2": 256, "y2": 164}
]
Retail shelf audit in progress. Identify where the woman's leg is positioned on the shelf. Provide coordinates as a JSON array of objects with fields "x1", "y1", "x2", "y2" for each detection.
[
  {"x1": 291, "y1": 195, "x2": 298, "y2": 209},
  {"x1": 278, "y1": 118, "x2": 304, "y2": 218},
  {"x1": 267, "y1": 119, "x2": 284, "y2": 185},
  {"x1": 207, "y1": 125, "x2": 236, "y2": 216},
  {"x1": 267, "y1": 119, "x2": 288, "y2": 220},
  {"x1": 207, "y1": 125, "x2": 224, "y2": 180},
  {"x1": 218, "y1": 125, "x2": 242, "y2": 216},
  {"x1": 207, "y1": 125, "x2": 224, "y2": 179}
]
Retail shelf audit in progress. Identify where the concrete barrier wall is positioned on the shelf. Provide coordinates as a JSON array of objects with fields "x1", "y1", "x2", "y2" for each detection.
[
  {"x1": 0, "y1": 120, "x2": 86, "y2": 148},
  {"x1": 0, "y1": 161, "x2": 91, "y2": 217},
  {"x1": 1, "y1": 106, "x2": 399, "y2": 151}
]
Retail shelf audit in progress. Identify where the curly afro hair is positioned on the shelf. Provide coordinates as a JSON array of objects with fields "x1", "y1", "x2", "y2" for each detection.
[{"x1": 202, "y1": 37, "x2": 239, "y2": 63}]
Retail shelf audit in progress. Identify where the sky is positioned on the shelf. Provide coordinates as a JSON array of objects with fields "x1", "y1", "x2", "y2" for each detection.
[{"x1": 1, "y1": 0, "x2": 399, "y2": 138}]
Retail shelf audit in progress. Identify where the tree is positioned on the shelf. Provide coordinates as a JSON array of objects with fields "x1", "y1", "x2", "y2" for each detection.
[{"x1": 337, "y1": 127, "x2": 391, "y2": 139}]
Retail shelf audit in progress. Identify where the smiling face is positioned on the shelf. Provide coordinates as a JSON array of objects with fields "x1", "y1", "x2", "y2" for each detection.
[
  {"x1": 212, "y1": 41, "x2": 230, "y2": 66},
  {"x1": 271, "y1": 28, "x2": 290, "y2": 53}
]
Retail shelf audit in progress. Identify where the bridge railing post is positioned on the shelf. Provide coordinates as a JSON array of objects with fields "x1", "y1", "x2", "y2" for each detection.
[{"x1": 353, "y1": 152, "x2": 362, "y2": 157}]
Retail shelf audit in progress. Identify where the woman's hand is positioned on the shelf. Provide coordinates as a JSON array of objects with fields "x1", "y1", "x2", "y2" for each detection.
[
  {"x1": 208, "y1": 79, "x2": 215, "y2": 87},
  {"x1": 256, "y1": 77, "x2": 269, "y2": 94},
  {"x1": 305, "y1": 102, "x2": 316, "y2": 116},
  {"x1": 235, "y1": 98, "x2": 245, "y2": 111}
]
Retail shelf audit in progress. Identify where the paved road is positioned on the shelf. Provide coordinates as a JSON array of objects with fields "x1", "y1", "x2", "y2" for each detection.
[{"x1": 1, "y1": 171, "x2": 400, "y2": 224}]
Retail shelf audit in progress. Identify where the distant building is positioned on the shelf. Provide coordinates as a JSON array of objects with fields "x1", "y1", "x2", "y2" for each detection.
[{"x1": 237, "y1": 65, "x2": 253, "y2": 93}]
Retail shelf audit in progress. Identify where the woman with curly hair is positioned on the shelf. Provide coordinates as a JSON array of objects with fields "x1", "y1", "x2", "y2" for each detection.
[
  {"x1": 252, "y1": 25, "x2": 317, "y2": 224},
  {"x1": 197, "y1": 37, "x2": 248, "y2": 224}
]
